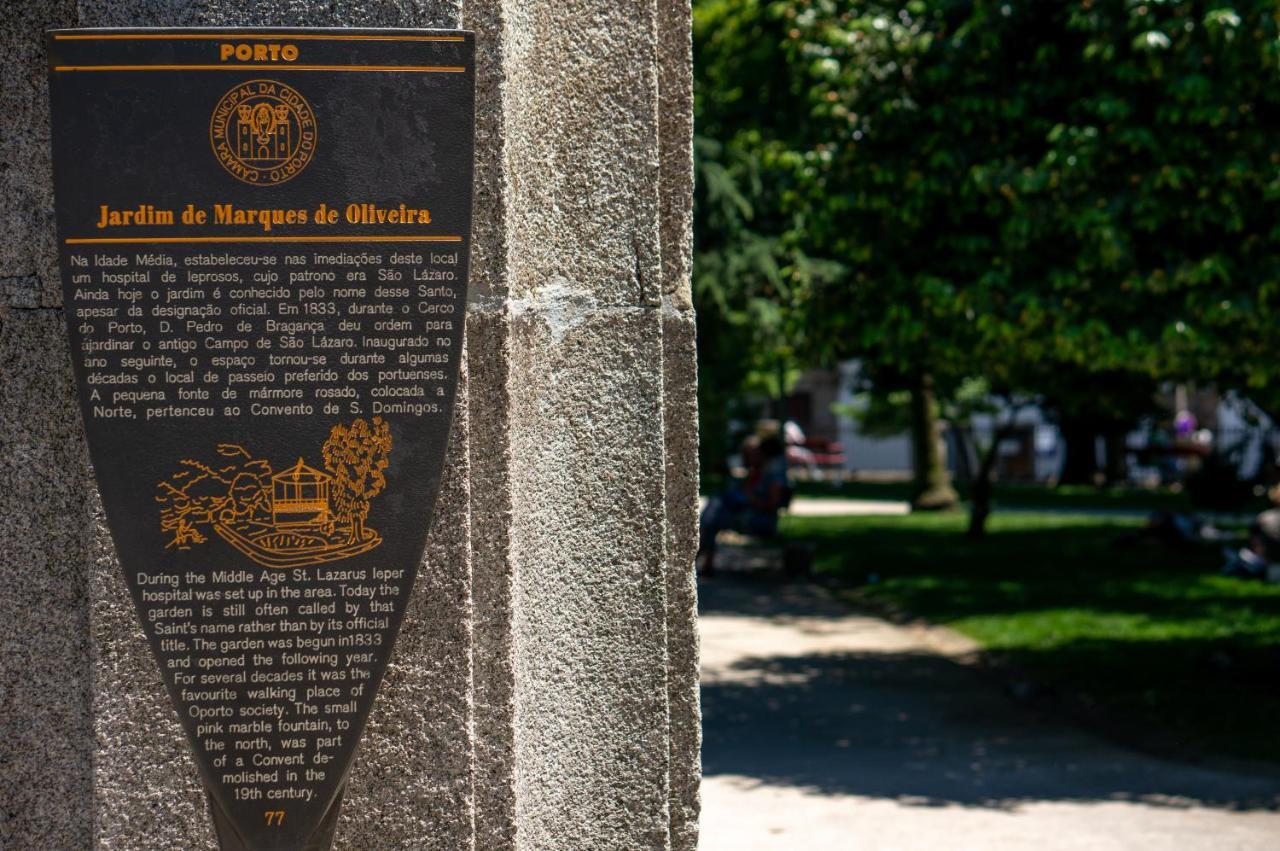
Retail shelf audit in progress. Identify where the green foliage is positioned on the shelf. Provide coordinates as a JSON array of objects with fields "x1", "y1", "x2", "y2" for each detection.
[
  {"x1": 695, "y1": 0, "x2": 1280, "y2": 500},
  {"x1": 835, "y1": 376, "x2": 995, "y2": 438},
  {"x1": 772, "y1": 0, "x2": 1280, "y2": 392},
  {"x1": 694, "y1": 1, "x2": 843, "y2": 473},
  {"x1": 834, "y1": 387, "x2": 914, "y2": 437}
]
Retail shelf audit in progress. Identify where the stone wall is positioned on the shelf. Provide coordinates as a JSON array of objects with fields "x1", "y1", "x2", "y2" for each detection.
[{"x1": 0, "y1": 2, "x2": 698, "y2": 849}]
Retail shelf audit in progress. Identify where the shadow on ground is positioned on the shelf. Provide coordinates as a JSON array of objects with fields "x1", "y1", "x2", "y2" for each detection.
[{"x1": 699, "y1": 575, "x2": 1280, "y2": 812}]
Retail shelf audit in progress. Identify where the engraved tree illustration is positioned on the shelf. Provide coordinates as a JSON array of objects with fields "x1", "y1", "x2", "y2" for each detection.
[
  {"x1": 322, "y1": 417, "x2": 392, "y2": 543},
  {"x1": 156, "y1": 444, "x2": 273, "y2": 550}
]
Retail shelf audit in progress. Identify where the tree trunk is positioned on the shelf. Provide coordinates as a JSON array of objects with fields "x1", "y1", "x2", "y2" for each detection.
[
  {"x1": 967, "y1": 479, "x2": 990, "y2": 537},
  {"x1": 949, "y1": 425, "x2": 975, "y2": 483},
  {"x1": 967, "y1": 424, "x2": 1008, "y2": 538},
  {"x1": 910, "y1": 373, "x2": 959, "y2": 511},
  {"x1": 1103, "y1": 428, "x2": 1128, "y2": 485},
  {"x1": 1058, "y1": 417, "x2": 1097, "y2": 485}
]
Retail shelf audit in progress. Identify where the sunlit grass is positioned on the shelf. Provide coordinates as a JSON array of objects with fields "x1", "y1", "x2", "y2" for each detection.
[{"x1": 782, "y1": 511, "x2": 1280, "y2": 763}]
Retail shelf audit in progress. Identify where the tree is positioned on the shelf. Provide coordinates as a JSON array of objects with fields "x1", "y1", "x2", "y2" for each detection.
[
  {"x1": 770, "y1": 0, "x2": 1088, "y2": 521},
  {"x1": 692, "y1": 134, "x2": 808, "y2": 477},
  {"x1": 693, "y1": 1, "x2": 838, "y2": 479},
  {"x1": 693, "y1": 0, "x2": 1280, "y2": 531},
  {"x1": 157, "y1": 444, "x2": 272, "y2": 550},
  {"x1": 759, "y1": 0, "x2": 1280, "y2": 533},
  {"x1": 1045, "y1": 371, "x2": 1161, "y2": 486},
  {"x1": 322, "y1": 417, "x2": 392, "y2": 543}
]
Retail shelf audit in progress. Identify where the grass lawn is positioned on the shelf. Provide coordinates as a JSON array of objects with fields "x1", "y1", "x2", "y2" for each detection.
[
  {"x1": 782, "y1": 511, "x2": 1280, "y2": 764},
  {"x1": 790, "y1": 479, "x2": 1268, "y2": 514}
]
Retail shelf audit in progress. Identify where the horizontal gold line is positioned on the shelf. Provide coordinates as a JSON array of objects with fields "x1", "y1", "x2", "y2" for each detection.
[
  {"x1": 66, "y1": 235, "x2": 463, "y2": 245},
  {"x1": 54, "y1": 63, "x2": 465, "y2": 73},
  {"x1": 54, "y1": 33, "x2": 466, "y2": 42}
]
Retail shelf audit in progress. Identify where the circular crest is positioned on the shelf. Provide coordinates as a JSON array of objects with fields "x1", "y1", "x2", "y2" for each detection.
[{"x1": 209, "y1": 79, "x2": 317, "y2": 186}]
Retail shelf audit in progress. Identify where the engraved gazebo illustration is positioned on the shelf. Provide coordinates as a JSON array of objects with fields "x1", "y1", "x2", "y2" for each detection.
[
  {"x1": 272, "y1": 458, "x2": 332, "y2": 528},
  {"x1": 157, "y1": 418, "x2": 392, "y2": 569}
]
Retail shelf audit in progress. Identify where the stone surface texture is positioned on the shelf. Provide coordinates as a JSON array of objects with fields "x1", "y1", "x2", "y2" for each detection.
[{"x1": 0, "y1": 1, "x2": 698, "y2": 850}]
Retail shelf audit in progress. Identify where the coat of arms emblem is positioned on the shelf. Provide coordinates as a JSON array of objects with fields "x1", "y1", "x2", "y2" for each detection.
[{"x1": 209, "y1": 78, "x2": 317, "y2": 185}]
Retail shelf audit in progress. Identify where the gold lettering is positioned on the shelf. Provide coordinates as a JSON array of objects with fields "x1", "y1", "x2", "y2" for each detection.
[
  {"x1": 212, "y1": 204, "x2": 310, "y2": 233},
  {"x1": 218, "y1": 43, "x2": 299, "y2": 63},
  {"x1": 96, "y1": 204, "x2": 175, "y2": 228}
]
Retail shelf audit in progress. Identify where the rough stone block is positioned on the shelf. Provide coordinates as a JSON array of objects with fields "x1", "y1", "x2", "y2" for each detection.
[
  {"x1": 1, "y1": 1, "x2": 699, "y2": 848},
  {"x1": 663, "y1": 306, "x2": 700, "y2": 851},
  {"x1": 340, "y1": 348, "x2": 474, "y2": 851},
  {"x1": 0, "y1": 4, "x2": 74, "y2": 307},
  {"x1": 507, "y1": 303, "x2": 672, "y2": 849},
  {"x1": 0, "y1": 308, "x2": 91, "y2": 847}
]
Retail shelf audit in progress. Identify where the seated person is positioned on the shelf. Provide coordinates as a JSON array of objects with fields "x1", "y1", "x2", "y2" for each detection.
[
  {"x1": 697, "y1": 435, "x2": 790, "y2": 576},
  {"x1": 1222, "y1": 485, "x2": 1280, "y2": 579},
  {"x1": 1252, "y1": 485, "x2": 1280, "y2": 560}
]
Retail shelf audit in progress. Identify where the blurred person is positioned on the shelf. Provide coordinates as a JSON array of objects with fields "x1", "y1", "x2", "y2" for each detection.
[
  {"x1": 1223, "y1": 484, "x2": 1280, "y2": 579},
  {"x1": 784, "y1": 419, "x2": 819, "y2": 477},
  {"x1": 697, "y1": 434, "x2": 790, "y2": 576},
  {"x1": 1175, "y1": 409, "x2": 1198, "y2": 440}
]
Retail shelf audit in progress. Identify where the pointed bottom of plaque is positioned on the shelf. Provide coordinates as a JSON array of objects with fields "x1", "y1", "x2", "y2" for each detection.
[{"x1": 209, "y1": 787, "x2": 345, "y2": 851}]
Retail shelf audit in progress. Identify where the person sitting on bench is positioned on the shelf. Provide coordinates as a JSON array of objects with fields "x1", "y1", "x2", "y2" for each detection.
[{"x1": 697, "y1": 434, "x2": 790, "y2": 576}]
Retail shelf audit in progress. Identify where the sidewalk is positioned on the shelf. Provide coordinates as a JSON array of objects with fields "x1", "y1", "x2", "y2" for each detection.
[
  {"x1": 787, "y1": 497, "x2": 910, "y2": 517},
  {"x1": 784, "y1": 496, "x2": 1252, "y2": 524},
  {"x1": 698, "y1": 576, "x2": 1280, "y2": 850}
]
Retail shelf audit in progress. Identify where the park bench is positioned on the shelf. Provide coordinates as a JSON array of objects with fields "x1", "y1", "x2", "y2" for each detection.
[{"x1": 787, "y1": 436, "x2": 847, "y2": 482}]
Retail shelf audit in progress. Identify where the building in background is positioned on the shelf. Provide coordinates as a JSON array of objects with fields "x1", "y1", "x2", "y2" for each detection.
[{"x1": 771, "y1": 364, "x2": 1278, "y2": 489}]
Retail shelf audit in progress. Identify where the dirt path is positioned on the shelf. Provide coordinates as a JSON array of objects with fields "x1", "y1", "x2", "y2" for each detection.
[{"x1": 698, "y1": 576, "x2": 1280, "y2": 850}]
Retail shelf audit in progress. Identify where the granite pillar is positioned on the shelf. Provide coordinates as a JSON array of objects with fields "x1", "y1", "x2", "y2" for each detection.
[{"x1": 0, "y1": 1, "x2": 698, "y2": 849}]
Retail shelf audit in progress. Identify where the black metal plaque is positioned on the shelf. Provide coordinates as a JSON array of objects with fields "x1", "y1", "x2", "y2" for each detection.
[{"x1": 47, "y1": 28, "x2": 474, "y2": 851}]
